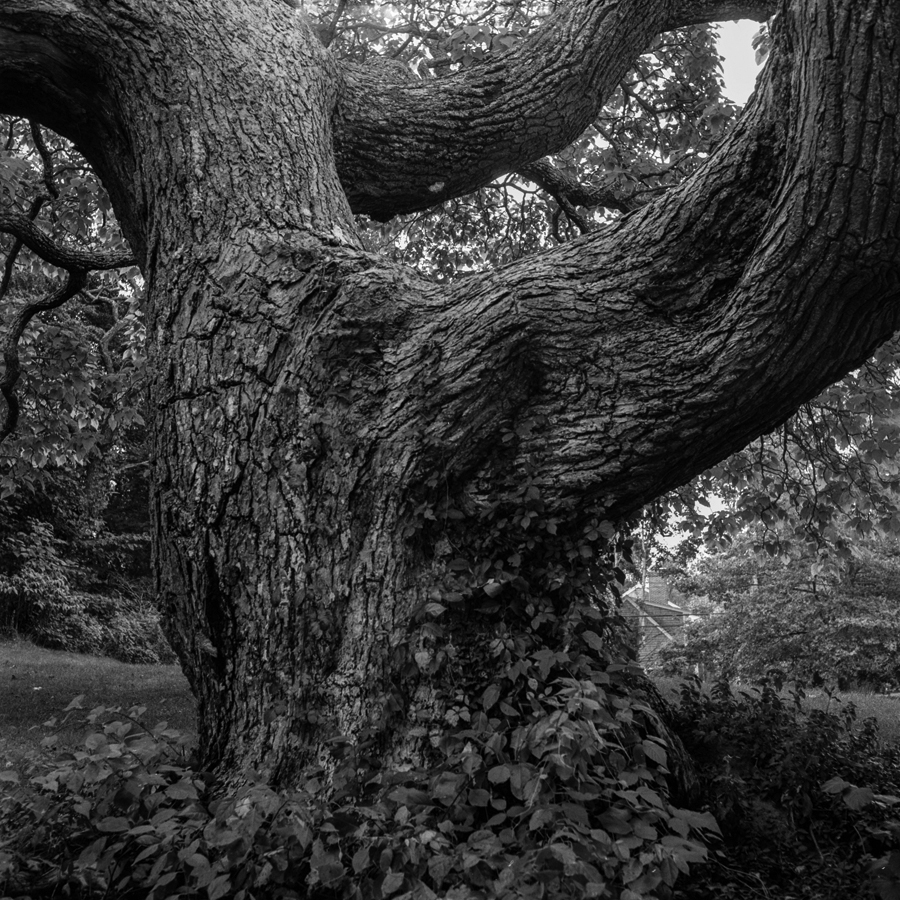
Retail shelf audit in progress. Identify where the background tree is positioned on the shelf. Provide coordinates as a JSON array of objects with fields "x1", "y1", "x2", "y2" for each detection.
[
  {"x1": 649, "y1": 336, "x2": 900, "y2": 689},
  {"x1": 0, "y1": 118, "x2": 161, "y2": 659},
  {"x1": 663, "y1": 533, "x2": 900, "y2": 688},
  {"x1": 657, "y1": 336, "x2": 900, "y2": 568},
  {"x1": 0, "y1": 118, "x2": 144, "y2": 497}
]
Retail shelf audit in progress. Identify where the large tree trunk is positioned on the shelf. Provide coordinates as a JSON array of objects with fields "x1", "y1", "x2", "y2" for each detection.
[{"x1": 1, "y1": 0, "x2": 899, "y2": 785}]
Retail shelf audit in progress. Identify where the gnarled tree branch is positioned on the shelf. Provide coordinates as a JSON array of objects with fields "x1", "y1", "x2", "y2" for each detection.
[
  {"x1": 334, "y1": 0, "x2": 776, "y2": 220},
  {"x1": 0, "y1": 212, "x2": 135, "y2": 271},
  {"x1": 369, "y1": 0, "x2": 900, "y2": 526}
]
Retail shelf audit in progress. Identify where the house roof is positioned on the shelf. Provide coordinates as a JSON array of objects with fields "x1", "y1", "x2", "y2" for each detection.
[{"x1": 621, "y1": 573, "x2": 686, "y2": 613}]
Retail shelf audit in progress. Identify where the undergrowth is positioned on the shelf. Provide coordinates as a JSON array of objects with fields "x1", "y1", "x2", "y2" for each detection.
[
  {"x1": 3, "y1": 448, "x2": 899, "y2": 898},
  {"x1": 0, "y1": 596, "x2": 720, "y2": 900},
  {"x1": 3, "y1": 664, "x2": 900, "y2": 898},
  {"x1": 670, "y1": 676, "x2": 900, "y2": 900},
  {"x1": 0, "y1": 518, "x2": 172, "y2": 664}
]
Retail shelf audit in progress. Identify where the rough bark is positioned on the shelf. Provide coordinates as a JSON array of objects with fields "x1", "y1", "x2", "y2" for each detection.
[
  {"x1": 0, "y1": 0, "x2": 898, "y2": 784},
  {"x1": 335, "y1": 0, "x2": 776, "y2": 218}
]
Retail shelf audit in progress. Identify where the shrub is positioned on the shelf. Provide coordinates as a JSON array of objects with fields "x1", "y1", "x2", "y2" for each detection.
[
  {"x1": 669, "y1": 676, "x2": 900, "y2": 900},
  {"x1": 0, "y1": 518, "x2": 174, "y2": 663}
]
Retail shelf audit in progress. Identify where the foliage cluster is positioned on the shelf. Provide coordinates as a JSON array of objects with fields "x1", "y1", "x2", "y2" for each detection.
[
  {"x1": 669, "y1": 677, "x2": 900, "y2": 900},
  {"x1": 661, "y1": 537, "x2": 900, "y2": 689},
  {"x1": 0, "y1": 510, "x2": 170, "y2": 664},
  {"x1": 0, "y1": 118, "x2": 161, "y2": 660},
  {"x1": 0, "y1": 117, "x2": 146, "y2": 500},
  {"x1": 0, "y1": 587, "x2": 721, "y2": 900},
  {"x1": 656, "y1": 337, "x2": 900, "y2": 566},
  {"x1": 0, "y1": 284, "x2": 147, "y2": 501},
  {"x1": 5, "y1": 670, "x2": 900, "y2": 900}
]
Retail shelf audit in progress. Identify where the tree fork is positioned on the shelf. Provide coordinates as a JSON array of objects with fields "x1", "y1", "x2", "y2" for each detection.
[{"x1": 0, "y1": 0, "x2": 897, "y2": 782}]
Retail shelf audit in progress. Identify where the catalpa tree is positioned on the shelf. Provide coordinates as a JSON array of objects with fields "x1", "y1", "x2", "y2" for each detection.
[{"x1": 1, "y1": 0, "x2": 898, "y2": 793}]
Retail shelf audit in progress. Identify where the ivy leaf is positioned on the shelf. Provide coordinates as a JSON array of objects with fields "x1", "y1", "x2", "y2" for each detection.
[
  {"x1": 482, "y1": 683, "x2": 501, "y2": 710},
  {"x1": 382, "y1": 871, "x2": 405, "y2": 895},
  {"x1": 529, "y1": 807, "x2": 553, "y2": 830},
  {"x1": 84, "y1": 732, "x2": 108, "y2": 751},
  {"x1": 315, "y1": 861, "x2": 346, "y2": 884},
  {"x1": 582, "y1": 630, "x2": 605, "y2": 652},
  {"x1": 352, "y1": 847, "x2": 369, "y2": 874},
  {"x1": 642, "y1": 739, "x2": 668, "y2": 767},
  {"x1": 207, "y1": 874, "x2": 232, "y2": 900},
  {"x1": 165, "y1": 780, "x2": 198, "y2": 800},
  {"x1": 432, "y1": 772, "x2": 465, "y2": 804},
  {"x1": 822, "y1": 776, "x2": 852, "y2": 794},
  {"x1": 487, "y1": 765, "x2": 511, "y2": 784},
  {"x1": 844, "y1": 786, "x2": 875, "y2": 810}
]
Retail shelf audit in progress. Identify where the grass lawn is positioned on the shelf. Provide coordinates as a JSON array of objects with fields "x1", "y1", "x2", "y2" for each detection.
[
  {"x1": 0, "y1": 637, "x2": 195, "y2": 767},
  {"x1": 806, "y1": 690, "x2": 900, "y2": 743},
  {"x1": 655, "y1": 675, "x2": 900, "y2": 745},
  {"x1": 4, "y1": 640, "x2": 898, "y2": 767}
]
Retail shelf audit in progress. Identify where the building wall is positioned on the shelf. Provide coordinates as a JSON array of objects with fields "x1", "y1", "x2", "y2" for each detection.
[{"x1": 621, "y1": 574, "x2": 685, "y2": 669}]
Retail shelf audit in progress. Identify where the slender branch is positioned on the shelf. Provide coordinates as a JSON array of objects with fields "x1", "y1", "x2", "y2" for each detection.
[
  {"x1": 556, "y1": 194, "x2": 590, "y2": 235},
  {"x1": 0, "y1": 121, "x2": 61, "y2": 300},
  {"x1": 114, "y1": 458, "x2": 150, "y2": 475},
  {"x1": 321, "y1": 0, "x2": 348, "y2": 48},
  {"x1": 0, "y1": 214, "x2": 36, "y2": 302},
  {"x1": 334, "y1": 18, "x2": 442, "y2": 42},
  {"x1": 99, "y1": 309, "x2": 128, "y2": 376},
  {"x1": 517, "y1": 159, "x2": 640, "y2": 216},
  {"x1": 0, "y1": 116, "x2": 136, "y2": 446},
  {"x1": 29, "y1": 121, "x2": 59, "y2": 201},
  {"x1": 0, "y1": 212, "x2": 135, "y2": 270},
  {"x1": 0, "y1": 219, "x2": 134, "y2": 444},
  {"x1": 0, "y1": 269, "x2": 87, "y2": 443}
]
